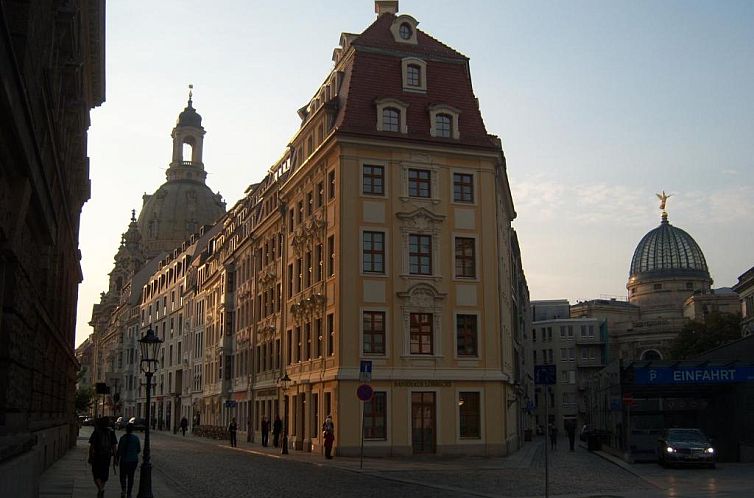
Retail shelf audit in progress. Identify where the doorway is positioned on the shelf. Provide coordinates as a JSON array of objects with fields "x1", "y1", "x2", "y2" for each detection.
[{"x1": 411, "y1": 392, "x2": 436, "y2": 454}]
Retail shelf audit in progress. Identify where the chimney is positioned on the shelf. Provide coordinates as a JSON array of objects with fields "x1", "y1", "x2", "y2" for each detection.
[{"x1": 375, "y1": 1, "x2": 398, "y2": 17}]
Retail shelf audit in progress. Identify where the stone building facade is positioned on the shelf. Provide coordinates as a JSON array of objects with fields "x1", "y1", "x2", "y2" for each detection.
[{"x1": 0, "y1": 1, "x2": 105, "y2": 495}]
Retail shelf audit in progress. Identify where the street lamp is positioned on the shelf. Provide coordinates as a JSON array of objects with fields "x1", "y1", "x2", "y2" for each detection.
[
  {"x1": 278, "y1": 373, "x2": 291, "y2": 455},
  {"x1": 137, "y1": 327, "x2": 163, "y2": 498}
]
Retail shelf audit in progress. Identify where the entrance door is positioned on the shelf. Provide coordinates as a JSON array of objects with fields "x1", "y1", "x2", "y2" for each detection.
[{"x1": 411, "y1": 392, "x2": 436, "y2": 454}]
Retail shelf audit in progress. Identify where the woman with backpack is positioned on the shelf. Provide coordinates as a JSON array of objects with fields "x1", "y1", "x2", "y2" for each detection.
[
  {"x1": 88, "y1": 418, "x2": 117, "y2": 498},
  {"x1": 115, "y1": 423, "x2": 141, "y2": 498}
]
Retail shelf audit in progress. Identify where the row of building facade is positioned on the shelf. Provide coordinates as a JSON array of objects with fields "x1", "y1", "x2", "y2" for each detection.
[{"x1": 81, "y1": 1, "x2": 535, "y2": 457}]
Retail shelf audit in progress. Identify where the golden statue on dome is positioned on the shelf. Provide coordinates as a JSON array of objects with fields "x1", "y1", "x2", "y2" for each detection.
[{"x1": 656, "y1": 190, "x2": 672, "y2": 220}]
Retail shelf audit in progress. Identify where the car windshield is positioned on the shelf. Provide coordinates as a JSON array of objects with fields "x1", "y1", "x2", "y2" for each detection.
[{"x1": 667, "y1": 430, "x2": 707, "y2": 443}]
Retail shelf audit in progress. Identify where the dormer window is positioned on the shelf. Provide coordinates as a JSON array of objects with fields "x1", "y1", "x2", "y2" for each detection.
[
  {"x1": 375, "y1": 97, "x2": 408, "y2": 134},
  {"x1": 435, "y1": 114, "x2": 451, "y2": 138},
  {"x1": 389, "y1": 15, "x2": 419, "y2": 45},
  {"x1": 401, "y1": 58, "x2": 427, "y2": 92},
  {"x1": 407, "y1": 64, "x2": 421, "y2": 87},
  {"x1": 429, "y1": 105, "x2": 461, "y2": 139},
  {"x1": 399, "y1": 23, "x2": 413, "y2": 40},
  {"x1": 383, "y1": 108, "x2": 400, "y2": 132}
]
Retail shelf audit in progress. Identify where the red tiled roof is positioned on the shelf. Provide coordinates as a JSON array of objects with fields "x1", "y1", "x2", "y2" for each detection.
[{"x1": 352, "y1": 12, "x2": 467, "y2": 61}]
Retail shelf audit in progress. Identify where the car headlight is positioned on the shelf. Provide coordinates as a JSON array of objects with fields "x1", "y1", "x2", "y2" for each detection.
[
  {"x1": 666, "y1": 447, "x2": 675, "y2": 453},
  {"x1": 706, "y1": 448, "x2": 714, "y2": 454}
]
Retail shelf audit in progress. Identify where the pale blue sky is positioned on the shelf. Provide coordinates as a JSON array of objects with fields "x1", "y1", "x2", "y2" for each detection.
[{"x1": 76, "y1": 1, "x2": 754, "y2": 346}]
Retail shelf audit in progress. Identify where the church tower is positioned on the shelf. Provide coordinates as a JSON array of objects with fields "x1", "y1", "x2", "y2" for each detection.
[{"x1": 137, "y1": 87, "x2": 226, "y2": 258}]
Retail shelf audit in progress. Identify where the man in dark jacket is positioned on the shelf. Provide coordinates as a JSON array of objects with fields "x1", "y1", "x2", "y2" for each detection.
[
  {"x1": 89, "y1": 418, "x2": 117, "y2": 498},
  {"x1": 272, "y1": 415, "x2": 282, "y2": 448},
  {"x1": 115, "y1": 423, "x2": 141, "y2": 498}
]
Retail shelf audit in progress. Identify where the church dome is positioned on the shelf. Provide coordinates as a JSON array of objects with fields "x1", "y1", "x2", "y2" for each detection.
[
  {"x1": 137, "y1": 180, "x2": 224, "y2": 256},
  {"x1": 177, "y1": 100, "x2": 202, "y2": 128},
  {"x1": 629, "y1": 216, "x2": 709, "y2": 280}
]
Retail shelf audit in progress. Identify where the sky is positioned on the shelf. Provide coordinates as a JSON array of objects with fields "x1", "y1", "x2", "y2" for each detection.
[{"x1": 75, "y1": 0, "x2": 754, "y2": 347}]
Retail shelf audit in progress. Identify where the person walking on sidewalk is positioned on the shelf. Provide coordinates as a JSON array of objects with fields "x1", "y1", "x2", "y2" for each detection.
[
  {"x1": 565, "y1": 419, "x2": 576, "y2": 452},
  {"x1": 228, "y1": 417, "x2": 238, "y2": 447},
  {"x1": 261, "y1": 416, "x2": 270, "y2": 447},
  {"x1": 180, "y1": 416, "x2": 188, "y2": 436},
  {"x1": 88, "y1": 418, "x2": 117, "y2": 498},
  {"x1": 549, "y1": 423, "x2": 558, "y2": 451},
  {"x1": 115, "y1": 423, "x2": 141, "y2": 498},
  {"x1": 322, "y1": 415, "x2": 335, "y2": 459},
  {"x1": 272, "y1": 415, "x2": 282, "y2": 448}
]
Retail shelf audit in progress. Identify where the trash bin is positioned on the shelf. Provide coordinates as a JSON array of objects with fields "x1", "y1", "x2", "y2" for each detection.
[
  {"x1": 524, "y1": 429, "x2": 532, "y2": 442},
  {"x1": 587, "y1": 433, "x2": 601, "y2": 451}
]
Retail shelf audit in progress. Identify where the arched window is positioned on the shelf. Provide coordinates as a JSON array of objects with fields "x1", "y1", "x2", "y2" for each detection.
[
  {"x1": 435, "y1": 113, "x2": 452, "y2": 138},
  {"x1": 641, "y1": 349, "x2": 662, "y2": 360},
  {"x1": 407, "y1": 64, "x2": 421, "y2": 87},
  {"x1": 382, "y1": 107, "x2": 400, "y2": 132}
]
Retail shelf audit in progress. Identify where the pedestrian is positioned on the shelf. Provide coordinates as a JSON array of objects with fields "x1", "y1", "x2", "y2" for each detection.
[
  {"x1": 549, "y1": 423, "x2": 558, "y2": 450},
  {"x1": 322, "y1": 415, "x2": 335, "y2": 459},
  {"x1": 88, "y1": 417, "x2": 117, "y2": 498},
  {"x1": 261, "y1": 416, "x2": 270, "y2": 447},
  {"x1": 565, "y1": 420, "x2": 576, "y2": 452},
  {"x1": 228, "y1": 417, "x2": 238, "y2": 447},
  {"x1": 272, "y1": 415, "x2": 282, "y2": 448},
  {"x1": 115, "y1": 423, "x2": 141, "y2": 498},
  {"x1": 180, "y1": 416, "x2": 188, "y2": 437}
]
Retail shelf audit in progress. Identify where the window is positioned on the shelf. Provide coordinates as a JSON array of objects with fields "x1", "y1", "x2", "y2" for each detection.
[
  {"x1": 406, "y1": 64, "x2": 421, "y2": 87},
  {"x1": 364, "y1": 392, "x2": 387, "y2": 439},
  {"x1": 456, "y1": 314, "x2": 477, "y2": 357},
  {"x1": 327, "y1": 235, "x2": 335, "y2": 277},
  {"x1": 328, "y1": 170, "x2": 336, "y2": 200},
  {"x1": 317, "y1": 181, "x2": 324, "y2": 207},
  {"x1": 410, "y1": 312, "x2": 433, "y2": 354},
  {"x1": 382, "y1": 107, "x2": 400, "y2": 132},
  {"x1": 362, "y1": 311, "x2": 385, "y2": 355},
  {"x1": 459, "y1": 392, "x2": 481, "y2": 438},
  {"x1": 453, "y1": 173, "x2": 473, "y2": 203},
  {"x1": 454, "y1": 237, "x2": 476, "y2": 278},
  {"x1": 409, "y1": 234, "x2": 432, "y2": 275},
  {"x1": 362, "y1": 231, "x2": 385, "y2": 274},
  {"x1": 408, "y1": 169, "x2": 431, "y2": 198},
  {"x1": 362, "y1": 165, "x2": 384, "y2": 195},
  {"x1": 399, "y1": 23, "x2": 412, "y2": 40},
  {"x1": 327, "y1": 313, "x2": 334, "y2": 356},
  {"x1": 435, "y1": 113, "x2": 452, "y2": 138}
]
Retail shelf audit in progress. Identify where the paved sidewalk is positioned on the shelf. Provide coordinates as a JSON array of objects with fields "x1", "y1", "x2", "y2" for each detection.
[
  {"x1": 39, "y1": 427, "x2": 178, "y2": 498},
  {"x1": 151, "y1": 428, "x2": 541, "y2": 474}
]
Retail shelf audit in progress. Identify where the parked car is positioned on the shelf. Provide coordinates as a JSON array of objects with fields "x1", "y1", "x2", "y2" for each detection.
[
  {"x1": 129, "y1": 417, "x2": 147, "y2": 431},
  {"x1": 82, "y1": 417, "x2": 95, "y2": 426},
  {"x1": 657, "y1": 428, "x2": 716, "y2": 468},
  {"x1": 114, "y1": 416, "x2": 126, "y2": 430}
]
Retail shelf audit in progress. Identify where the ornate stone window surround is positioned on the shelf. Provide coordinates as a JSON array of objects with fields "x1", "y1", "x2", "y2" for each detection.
[
  {"x1": 359, "y1": 306, "x2": 390, "y2": 359},
  {"x1": 389, "y1": 14, "x2": 419, "y2": 45},
  {"x1": 397, "y1": 283, "x2": 446, "y2": 358},
  {"x1": 375, "y1": 98, "x2": 408, "y2": 134},
  {"x1": 401, "y1": 57, "x2": 427, "y2": 93},
  {"x1": 429, "y1": 104, "x2": 461, "y2": 140},
  {"x1": 359, "y1": 227, "x2": 389, "y2": 277},
  {"x1": 397, "y1": 208, "x2": 444, "y2": 280},
  {"x1": 399, "y1": 163, "x2": 440, "y2": 204}
]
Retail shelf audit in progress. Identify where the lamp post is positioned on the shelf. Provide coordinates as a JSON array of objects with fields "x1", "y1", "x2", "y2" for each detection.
[
  {"x1": 278, "y1": 373, "x2": 290, "y2": 455},
  {"x1": 137, "y1": 327, "x2": 163, "y2": 498}
]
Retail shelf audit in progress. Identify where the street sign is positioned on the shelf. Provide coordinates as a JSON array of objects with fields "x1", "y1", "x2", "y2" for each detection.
[
  {"x1": 357, "y1": 384, "x2": 374, "y2": 401},
  {"x1": 359, "y1": 360, "x2": 373, "y2": 383},
  {"x1": 534, "y1": 365, "x2": 556, "y2": 385}
]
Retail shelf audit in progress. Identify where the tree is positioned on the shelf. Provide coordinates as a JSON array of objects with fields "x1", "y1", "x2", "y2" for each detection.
[
  {"x1": 76, "y1": 386, "x2": 94, "y2": 415},
  {"x1": 668, "y1": 311, "x2": 741, "y2": 360}
]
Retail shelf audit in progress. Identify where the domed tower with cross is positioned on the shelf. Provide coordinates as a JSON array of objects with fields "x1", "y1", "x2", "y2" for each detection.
[{"x1": 137, "y1": 86, "x2": 226, "y2": 258}]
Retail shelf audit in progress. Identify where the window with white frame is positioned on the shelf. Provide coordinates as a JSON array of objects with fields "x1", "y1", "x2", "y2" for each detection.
[
  {"x1": 456, "y1": 314, "x2": 478, "y2": 357},
  {"x1": 382, "y1": 108, "x2": 399, "y2": 132},
  {"x1": 409, "y1": 234, "x2": 432, "y2": 275},
  {"x1": 362, "y1": 164, "x2": 385, "y2": 196},
  {"x1": 362, "y1": 231, "x2": 385, "y2": 274},
  {"x1": 408, "y1": 169, "x2": 431, "y2": 198},
  {"x1": 362, "y1": 310, "x2": 385, "y2": 355},
  {"x1": 410, "y1": 312, "x2": 433, "y2": 354},
  {"x1": 375, "y1": 98, "x2": 408, "y2": 134},
  {"x1": 429, "y1": 104, "x2": 460, "y2": 139},
  {"x1": 454, "y1": 237, "x2": 476, "y2": 278},
  {"x1": 401, "y1": 57, "x2": 426, "y2": 92},
  {"x1": 453, "y1": 173, "x2": 474, "y2": 203}
]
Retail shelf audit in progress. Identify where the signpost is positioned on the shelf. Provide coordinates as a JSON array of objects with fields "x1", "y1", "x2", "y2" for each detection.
[
  {"x1": 534, "y1": 365, "x2": 556, "y2": 498},
  {"x1": 357, "y1": 381, "x2": 373, "y2": 469}
]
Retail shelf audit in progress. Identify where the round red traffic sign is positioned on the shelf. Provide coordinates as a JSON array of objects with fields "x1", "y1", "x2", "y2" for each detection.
[{"x1": 357, "y1": 384, "x2": 374, "y2": 401}]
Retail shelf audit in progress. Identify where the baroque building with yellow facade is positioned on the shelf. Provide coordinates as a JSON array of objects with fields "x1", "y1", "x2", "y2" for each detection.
[{"x1": 86, "y1": 1, "x2": 527, "y2": 458}]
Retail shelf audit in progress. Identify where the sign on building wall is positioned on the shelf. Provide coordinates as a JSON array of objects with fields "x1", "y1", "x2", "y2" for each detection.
[{"x1": 633, "y1": 366, "x2": 754, "y2": 385}]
